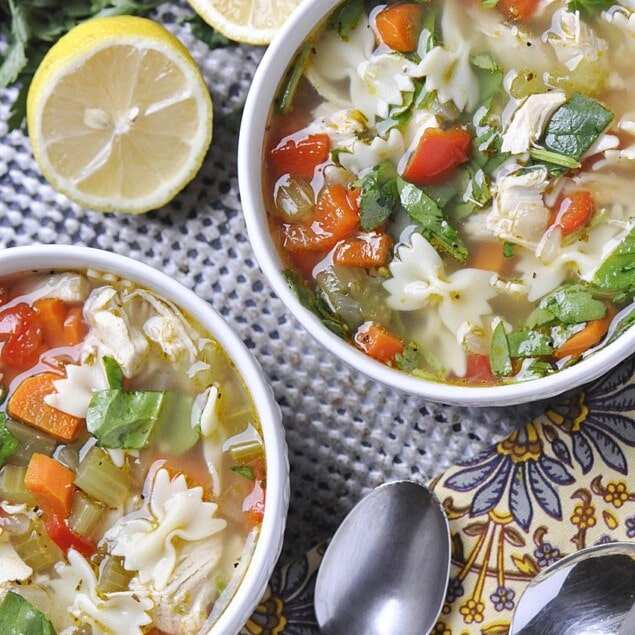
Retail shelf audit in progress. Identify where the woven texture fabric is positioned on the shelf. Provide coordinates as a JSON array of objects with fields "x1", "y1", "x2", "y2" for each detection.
[{"x1": 0, "y1": 2, "x2": 546, "y2": 569}]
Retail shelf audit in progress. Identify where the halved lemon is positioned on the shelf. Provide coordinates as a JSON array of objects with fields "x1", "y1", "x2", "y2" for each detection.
[
  {"x1": 27, "y1": 16, "x2": 213, "y2": 214},
  {"x1": 187, "y1": 0, "x2": 301, "y2": 45}
]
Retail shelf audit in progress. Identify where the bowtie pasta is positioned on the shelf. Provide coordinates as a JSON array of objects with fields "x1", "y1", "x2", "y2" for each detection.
[
  {"x1": 264, "y1": 0, "x2": 635, "y2": 386},
  {"x1": 0, "y1": 270, "x2": 265, "y2": 634}
]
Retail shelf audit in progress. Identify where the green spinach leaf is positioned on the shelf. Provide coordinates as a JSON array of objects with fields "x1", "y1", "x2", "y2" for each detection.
[
  {"x1": 567, "y1": 0, "x2": 615, "y2": 21},
  {"x1": 356, "y1": 162, "x2": 399, "y2": 231},
  {"x1": 0, "y1": 413, "x2": 20, "y2": 467},
  {"x1": 489, "y1": 321, "x2": 512, "y2": 376},
  {"x1": 330, "y1": 0, "x2": 363, "y2": 39},
  {"x1": 0, "y1": 591, "x2": 56, "y2": 635},
  {"x1": 591, "y1": 225, "x2": 635, "y2": 299},
  {"x1": 507, "y1": 330, "x2": 553, "y2": 358},
  {"x1": 397, "y1": 177, "x2": 468, "y2": 262},
  {"x1": 542, "y1": 93, "x2": 614, "y2": 160},
  {"x1": 537, "y1": 283, "x2": 608, "y2": 324}
]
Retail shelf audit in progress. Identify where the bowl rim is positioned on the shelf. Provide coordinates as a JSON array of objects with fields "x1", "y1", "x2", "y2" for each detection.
[
  {"x1": 0, "y1": 244, "x2": 289, "y2": 635},
  {"x1": 238, "y1": 0, "x2": 635, "y2": 407}
]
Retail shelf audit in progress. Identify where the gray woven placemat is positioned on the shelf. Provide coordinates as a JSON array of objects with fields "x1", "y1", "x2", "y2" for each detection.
[{"x1": 0, "y1": 2, "x2": 543, "y2": 565}]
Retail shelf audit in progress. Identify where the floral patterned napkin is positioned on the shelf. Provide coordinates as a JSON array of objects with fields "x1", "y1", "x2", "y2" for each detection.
[{"x1": 242, "y1": 355, "x2": 635, "y2": 635}]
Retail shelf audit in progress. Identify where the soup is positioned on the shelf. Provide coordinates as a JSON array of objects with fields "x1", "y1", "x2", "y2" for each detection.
[
  {"x1": 0, "y1": 269, "x2": 265, "y2": 634},
  {"x1": 263, "y1": 0, "x2": 635, "y2": 386}
]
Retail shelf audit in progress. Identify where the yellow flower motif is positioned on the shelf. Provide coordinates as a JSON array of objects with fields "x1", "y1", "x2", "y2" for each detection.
[
  {"x1": 497, "y1": 421, "x2": 542, "y2": 463},
  {"x1": 431, "y1": 621, "x2": 451, "y2": 635},
  {"x1": 244, "y1": 594, "x2": 287, "y2": 634},
  {"x1": 571, "y1": 503, "x2": 597, "y2": 529},
  {"x1": 604, "y1": 481, "x2": 629, "y2": 508},
  {"x1": 459, "y1": 598, "x2": 485, "y2": 624}
]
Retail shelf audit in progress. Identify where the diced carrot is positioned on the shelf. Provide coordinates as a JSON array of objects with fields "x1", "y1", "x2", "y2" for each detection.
[
  {"x1": 402, "y1": 126, "x2": 472, "y2": 185},
  {"x1": 33, "y1": 297, "x2": 67, "y2": 348},
  {"x1": 7, "y1": 371, "x2": 84, "y2": 441},
  {"x1": 63, "y1": 306, "x2": 87, "y2": 346},
  {"x1": 375, "y1": 3, "x2": 426, "y2": 53},
  {"x1": 497, "y1": 0, "x2": 540, "y2": 21},
  {"x1": 243, "y1": 479, "x2": 265, "y2": 529},
  {"x1": 314, "y1": 183, "x2": 360, "y2": 234},
  {"x1": 550, "y1": 190, "x2": 594, "y2": 236},
  {"x1": 553, "y1": 307, "x2": 616, "y2": 359},
  {"x1": 468, "y1": 241, "x2": 507, "y2": 273},
  {"x1": 270, "y1": 133, "x2": 331, "y2": 179},
  {"x1": 354, "y1": 321, "x2": 405, "y2": 363},
  {"x1": 25, "y1": 453, "x2": 76, "y2": 518},
  {"x1": 282, "y1": 183, "x2": 360, "y2": 252},
  {"x1": 334, "y1": 232, "x2": 394, "y2": 267},
  {"x1": 291, "y1": 250, "x2": 324, "y2": 277}
]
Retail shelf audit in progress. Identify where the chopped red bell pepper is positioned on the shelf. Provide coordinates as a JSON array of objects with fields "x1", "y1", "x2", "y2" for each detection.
[
  {"x1": 43, "y1": 513, "x2": 96, "y2": 558},
  {"x1": 402, "y1": 126, "x2": 471, "y2": 185},
  {"x1": 550, "y1": 190, "x2": 594, "y2": 236},
  {"x1": 270, "y1": 133, "x2": 331, "y2": 180}
]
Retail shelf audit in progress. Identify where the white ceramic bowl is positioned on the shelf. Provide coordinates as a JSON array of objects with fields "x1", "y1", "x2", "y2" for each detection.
[
  {"x1": 0, "y1": 244, "x2": 289, "y2": 635},
  {"x1": 238, "y1": 0, "x2": 635, "y2": 407}
]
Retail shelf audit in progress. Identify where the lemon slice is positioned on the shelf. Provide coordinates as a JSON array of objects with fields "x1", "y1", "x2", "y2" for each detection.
[
  {"x1": 187, "y1": 0, "x2": 301, "y2": 45},
  {"x1": 27, "y1": 16, "x2": 213, "y2": 214}
]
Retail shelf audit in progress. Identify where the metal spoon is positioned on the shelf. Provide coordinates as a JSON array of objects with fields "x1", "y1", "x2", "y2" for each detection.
[
  {"x1": 510, "y1": 541, "x2": 635, "y2": 635},
  {"x1": 314, "y1": 480, "x2": 451, "y2": 635}
]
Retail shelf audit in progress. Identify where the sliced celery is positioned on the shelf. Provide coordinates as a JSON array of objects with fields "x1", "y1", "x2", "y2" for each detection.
[
  {"x1": 69, "y1": 491, "x2": 102, "y2": 538},
  {"x1": 154, "y1": 391, "x2": 198, "y2": 455},
  {"x1": 0, "y1": 464, "x2": 36, "y2": 506},
  {"x1": 3, "y1": 418, "x2": 56, "y2": 466},
  {"x1": 222, "y1": 404, "x2": 255, "y2": 432},
  {"x1": 229, "y1": 440, "x2": 264, "y2": 464},
  {"x1": 74, "y1": 447, "x2": 130, "y2": 508},
  {"x1": 98, "y1": 556, "x2": 133, "y2": 593},
  {"x1": 12, "y1": 519, "x2": 63, "y2": 571}
]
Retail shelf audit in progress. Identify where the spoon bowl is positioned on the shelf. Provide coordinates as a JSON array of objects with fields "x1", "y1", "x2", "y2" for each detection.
[
  {"x1": 511, "y1": 541, "x2": 635, "y2": 635},
  {"x1": 314, "y1": 480, "x2": 451, "y2": 635}
]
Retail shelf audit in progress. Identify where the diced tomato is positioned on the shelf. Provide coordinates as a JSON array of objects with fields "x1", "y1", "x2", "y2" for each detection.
[
  {"x1": 375, "y1": 3, "x2": 426, "y2": 53},
  {"x1": 0, "y1": 304, "x2": 44, "y2": 370},
  {"x1": 464, "y1": 354, "x2": 497, "y2": 384},
  {"x1": 354, "y1": 321, "x2": 405, "y2": 363},
  {"x1": 333, "y1": 232, "x2": 394, "y2": 267},
  {"x1": 496, "y1": 0, "x2": 540, "y2": 22},
  {"x1": 550, "y1": 190, "x2": 594, "y2": 236},
  {"x1": 270, "y1": 133, "x2": 331, "y2": 180},
  {"x1": 43, "y1": 513, "x2": 96, "y2": 558},
  {"x1": 402, "y1": 126, "x2": 472, "y2": 185},
  {"x1": 0, "y1": 303, "x2": 32, "y2": 340},
  {"x1": 243, "y1": 479, "x2": 265, "y2": 529},
  {"x1": 282, "y1": 183, "x2": 360, "y2": 252}
]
